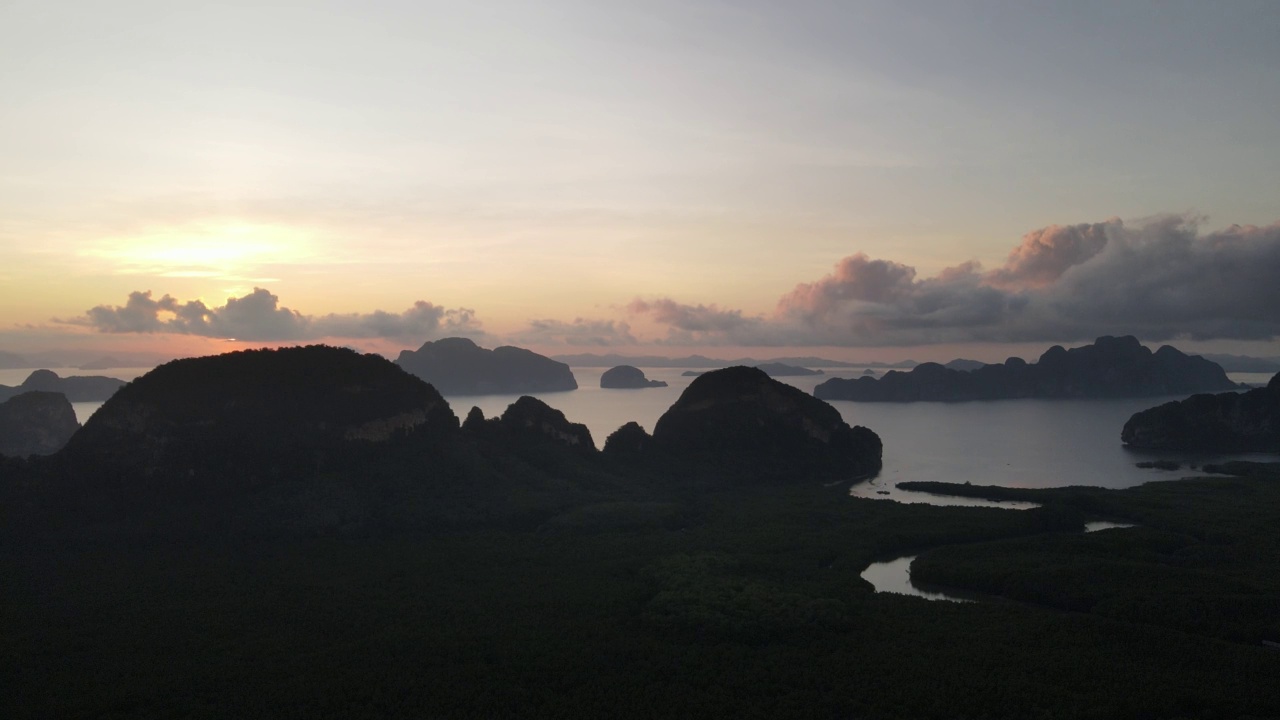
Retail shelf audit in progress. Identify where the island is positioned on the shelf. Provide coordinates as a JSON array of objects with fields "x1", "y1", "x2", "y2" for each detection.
[
  {"x1": 814, "y1": 335, "x2": 1237, "y2": 402},
  {"x1": 395, "y1": 337, "x2": 578, "y2": 395},
  {"x1": 1121, "y1": 371, "x2": 1280, "y2": 451},
  {"x1": 600, "y1": 365, "x2": 668, "y2": 389},
  {"x1": 652, "y1": 366, "x2": 881, "y2": 482},
  {"x1": 0, "y1": 369, "x2": 127, "y2": 403}
]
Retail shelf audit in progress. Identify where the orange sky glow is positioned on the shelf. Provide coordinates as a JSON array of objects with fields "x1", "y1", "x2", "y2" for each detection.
[{"x1": 3, "y1": 3, "x2": 1279, "y2": 366}]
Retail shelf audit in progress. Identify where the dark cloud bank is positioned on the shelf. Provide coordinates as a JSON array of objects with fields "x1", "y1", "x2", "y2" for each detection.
[{"x1": 630, "y1": 215, "x2": 1280, "y2": 347}]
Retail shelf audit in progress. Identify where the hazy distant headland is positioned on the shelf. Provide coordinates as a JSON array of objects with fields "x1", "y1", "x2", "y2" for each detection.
[
  {"x1": 0, "y1": 369, "x2": 126, "y2": 403},
  {"x1": 553, "y1": 352, "x2": 915, "y2": 370},
  {"x1": 1201, "y1": 353, "x2": 1280, "y2": 373},
  {"x1": 396, "y1": 337, "x2": 578, "y2": 395},
  {"x1": 682, "y1": 362, "x2": 825, "y2": 379},
  {"x1": 0, "y1": 350, "x2": 44, "y2": 369},
  {"x1": 815, "y1": 336, "x2": 1238, "y2": 402},
  {"x1": 0, "y1": 349, "x2": 171, "y2": 370},
  {"x1": 752, "y1": 362, "x2": 825, "y2": 377}
]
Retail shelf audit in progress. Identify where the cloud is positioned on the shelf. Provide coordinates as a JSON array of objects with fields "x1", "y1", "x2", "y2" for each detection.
[
  {"x1": 83, "y1": 290, "x2": 177, "y2": 333},
  {"x1": 626, "y1": 298, "x2": 759, "y2": 333},
  {"x1": 640, "y1": 215, "x2": 1280, "y2": 346},
  {"x1": 312, "y1": 303, "x2": 480, "y2": 340},
  {"x1": 510, "y1": 318, "x2": 638, "y2": 347},
  {"x1": 781, "y1": 254, "x2": 918, "y2": 312},
  {"x1": 1044, "y1": 217, "x2": 1280, "y2": 341},
  {"x1": 65, "y1": 215, "x2": 1280, "y2": 350},
  {"x1": 71, "y1": 288, "x2": 482, "y2": 342},
  {"x1": 771, "y1": 257, "x2": 1021, "y2": 345},
  {"x1": 985, "y1": 221, "x2": 1114, "y2": 289}
]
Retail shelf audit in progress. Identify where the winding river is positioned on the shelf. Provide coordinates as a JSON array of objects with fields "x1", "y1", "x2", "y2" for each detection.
[{"x1": 861, "y1": 521, "x2": 1135, "y2": 602}]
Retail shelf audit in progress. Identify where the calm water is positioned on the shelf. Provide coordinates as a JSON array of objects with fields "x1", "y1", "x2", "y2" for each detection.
[
  {"x1": 858, "y1": 556, "x2": 970, "y2": 602},
  {"x1": 11, "y1": 364, "x2": 1278, "y2": 494},
  {"x1": 450, "y1": 366, "x2": 1278, "y2": 494}
]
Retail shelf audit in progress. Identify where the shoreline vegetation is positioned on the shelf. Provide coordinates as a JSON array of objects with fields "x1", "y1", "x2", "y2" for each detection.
[
  {"x1": 2, "y1": 350, "x2": 1279, "y2": 718},
  {"x1": 6, "y1": 469, "x2": 1279, "y2": 717},
  {"x1": 903, "y1": 463, "x2": 1280, "y2": 648}
]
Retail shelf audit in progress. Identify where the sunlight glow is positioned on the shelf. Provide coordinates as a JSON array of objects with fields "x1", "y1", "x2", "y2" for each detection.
[{"x1": 79, "y1": 223, "x2": 315, "y2": 280}]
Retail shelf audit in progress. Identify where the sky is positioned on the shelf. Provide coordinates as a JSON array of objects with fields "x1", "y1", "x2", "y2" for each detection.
[{"x1": 2, "y1": 0, "x2": 1279, "y2": 364}]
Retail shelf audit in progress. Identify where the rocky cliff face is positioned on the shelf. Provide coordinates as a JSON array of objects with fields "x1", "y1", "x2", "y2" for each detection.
[
  {"x1": 0, "y1": 369, "x2": 126, "y2": 403},
  {"x1": 0, "y1": 391, "x2": 80, "y2": 457},
  {"x1": 600, "y1": 365, "x2": 667, "y2": 389},
  {"x1": 815, "y1": 336, "x2": 1237, "y2": 402},
  {"x1": 652, "y1": 366, "x2": 881, "y2": 483},
  {"x1": 396, "y1": 337, "x2": 578, "y2": 395},
  {"x1": 60, "y1": 345, "x2": 458, "y2": 479},
  {"x1": 1121, "y1": 372, "x2": 1280, "y2": 451}
]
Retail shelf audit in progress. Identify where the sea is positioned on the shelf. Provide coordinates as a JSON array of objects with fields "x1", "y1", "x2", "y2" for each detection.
[{"x1": 5, "y1": 365, "x2": 1278, "y2": 503}]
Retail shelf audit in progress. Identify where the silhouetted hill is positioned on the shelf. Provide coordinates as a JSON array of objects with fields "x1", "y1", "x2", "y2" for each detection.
[
  {"x1": 602, "y1": 421, "x2": 652, "y2": 458},
  {"x1": 60, "y1": 346, "x2": 458, "y2": 482},
  {"x1": 815, "y1": 336, "x2": 1237, "y2": 402},
  {"x1": 600, "y1": 365, "x2": 667, "y2": 388},
  {"x1": 1122, "y1": 372, "x2": 1280, "y2": 451},
  {"x1": 397, "y1": 337, "x2": 577, "y2": 395},
  {"x1": 499, "y1": 396, "x2": 595, "y2": 451},
  {"x1": 0, "y1": 369, "x2": 125, "y2": 402},
  {"x1": 652, "y1": 366, "x2": 881, "y2": 483},
  {"x1": 0, "y1": 391, "x2": 79, "y2": 457}
]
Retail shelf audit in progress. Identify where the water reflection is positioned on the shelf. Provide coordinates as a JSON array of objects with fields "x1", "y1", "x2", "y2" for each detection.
[
  {"x1": 864, "y1": 522, "x2": 1139, "y2": 603},
  {"x1": 850, "y1": 477, "x2": 1038, "y2": 510},
  {"x1": 860, "y1": 556, "x2": 972, "y2": 603},
  {"x1": 1084, "y1": 521, "x2": 1135, "y2": 532}
]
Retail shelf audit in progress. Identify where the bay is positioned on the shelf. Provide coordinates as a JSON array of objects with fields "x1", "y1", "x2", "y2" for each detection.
[
  {"x1": 446, "y1": 366, "x2": 1280, "y2": 496},
  {"x1": 25, "y1": 364, "x2": 1280, "y2": 495}
]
